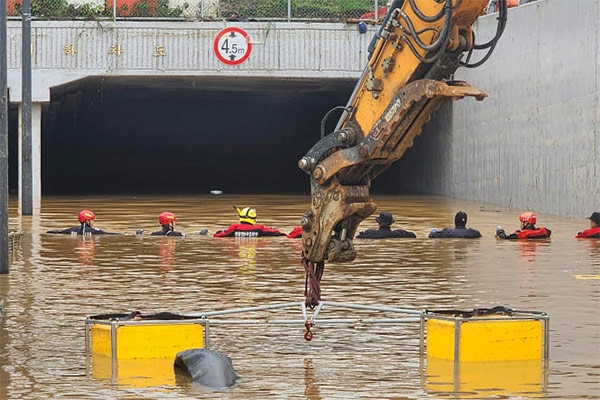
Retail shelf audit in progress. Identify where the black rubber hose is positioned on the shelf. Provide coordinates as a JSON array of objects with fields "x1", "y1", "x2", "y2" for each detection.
[
  {"x1": 321, "y1": 106, "x2": 352, "y2": 138},
  {"x1": 474, "y1": 0, "x2": 508, "y2": 49},
  {"x1": 400, "y1": 0, "x2": 453, "y2": 63},
  {"x1": 463, "y1": 0, "x2": 508, "y2": 68},
  {"x1": 399, "y1": 0, "x2": 451, "y2": 52},
  {"x1": 408, "y1": 0, "x2": 447, "y2": 22},
  {"x1": 401, "y1": 32, "x2": 446, "y2": 64}
]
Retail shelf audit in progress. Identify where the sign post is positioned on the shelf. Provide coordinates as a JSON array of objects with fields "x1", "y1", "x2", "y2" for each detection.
[
  {"x1": 213, "y1": 27, "x2": 252, "y2": 66},
  {"x1": 21, "y1": 0, "x2": 32, "y2": 216},
  {"x1": 0, "y1": 0, "x2": 8, "y2": 273}
]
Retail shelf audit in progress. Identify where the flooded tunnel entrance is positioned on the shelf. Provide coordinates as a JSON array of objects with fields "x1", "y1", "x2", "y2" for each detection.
[{"x1": 41, "y1": 76, "x2": 358, "y2": 194}]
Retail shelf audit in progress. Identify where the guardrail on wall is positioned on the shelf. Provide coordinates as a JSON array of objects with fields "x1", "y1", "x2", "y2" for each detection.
[{"x1": 6, "y1": 0, "x2": 386, "y2": 21}]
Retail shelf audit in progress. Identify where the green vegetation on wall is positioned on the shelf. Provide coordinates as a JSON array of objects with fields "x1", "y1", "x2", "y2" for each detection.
[
  {"x1": 11, "y1": 0, "x2": 184, "y2": 19},
  {"x1": 220, "y1": 0, "x2": 374, "y2": 19},
  {"x1": 7, "y1": 0, "x2": 375, "y2": 20}
]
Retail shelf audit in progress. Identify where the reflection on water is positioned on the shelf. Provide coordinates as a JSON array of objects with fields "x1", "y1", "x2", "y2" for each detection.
[
  {"x1": 91, "y1": 355, "x2": 177, "y2": 388},
  {"x1": 424, "y1": 358, "x2": 547, "y2": 399},
  {"x1": 76, "y1": 236, "x2": 97, "y2": 266},
  {"x1": 158, "y1": 237, "x2": 177, "y2": 274},
  {"x1": 304, "y1": 358, "x2": 322, "y2": 400},
  {"x1": 0, "y1": 194, "x2": 599, "y2": 399}
]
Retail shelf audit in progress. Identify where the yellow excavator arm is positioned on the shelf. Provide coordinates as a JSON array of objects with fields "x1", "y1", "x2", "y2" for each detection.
[{"x1": 299, "y1": 0, "x2": 507, "y2": 307}]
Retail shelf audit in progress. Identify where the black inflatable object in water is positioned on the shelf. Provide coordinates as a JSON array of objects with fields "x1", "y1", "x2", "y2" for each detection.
[{"x1": 174, "y1": 349, "x2": 238, "y2": 389}]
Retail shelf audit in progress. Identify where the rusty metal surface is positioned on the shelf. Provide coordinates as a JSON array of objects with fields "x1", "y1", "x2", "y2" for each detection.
[
  {"x1": 315, "y1": 80, "x2": 486, "y2": 185},
  {"x1": 302, "y1": 179, "x2": 376, "y2": 264}
]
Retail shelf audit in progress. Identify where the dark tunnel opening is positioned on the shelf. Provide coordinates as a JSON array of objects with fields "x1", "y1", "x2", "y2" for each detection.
[
  {"x1": 4, "y1": 76, "x2": 425, "y2": 196},
  {"x1": 41, "y1": 76, "x2": 364, "y2": 195}
]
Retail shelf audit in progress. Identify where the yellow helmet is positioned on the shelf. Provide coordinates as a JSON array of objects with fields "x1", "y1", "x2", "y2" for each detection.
[{"x1": 234, "y1": 205, "x2": 257, "y2": 225}]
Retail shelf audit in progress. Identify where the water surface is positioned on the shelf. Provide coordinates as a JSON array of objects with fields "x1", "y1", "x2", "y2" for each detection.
[{"x1": 1, "y1": 195, "x2": 598, "y2": 399}]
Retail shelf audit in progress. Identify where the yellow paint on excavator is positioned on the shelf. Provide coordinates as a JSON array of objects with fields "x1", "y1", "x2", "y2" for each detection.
[{"x1": 348, "y1": 0, "x2": 488, "y2": 136}]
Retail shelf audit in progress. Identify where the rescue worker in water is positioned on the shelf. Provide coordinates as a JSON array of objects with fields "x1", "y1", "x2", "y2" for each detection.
[
  {"x1": 575, "y1": 212, "x2": 600, "y2": 239},
  {"x1": 428, "y1": 211, "x2": 481, "y2": 238},
  {"x1": 151, "y1": 211, "x2": 185, "y2": 237},
  {"x1": 496, "y1": 211, "x2": 551, "y2": 240},
  {"x1": 356, "y1": 211, "x2": 416, "y2": 239},
  {"x1": 47, "y1": 210, "x2": 119, "y2": 235},
  {"x1": 214, "y1": 206, "x2": 285, "y2": 238}
]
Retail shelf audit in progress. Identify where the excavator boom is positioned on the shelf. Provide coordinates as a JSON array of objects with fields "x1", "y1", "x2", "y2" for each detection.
[{"x1": 298, "y1": 0, "x2": 507, "y2": 307}]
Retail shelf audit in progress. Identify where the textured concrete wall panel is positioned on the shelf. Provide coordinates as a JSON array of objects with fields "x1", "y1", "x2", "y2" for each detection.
[
  {"x1": 433, "y1": 0, "x2": 598, "y2": 217},
  {"x1": 396, "y1": 0, "x2": 598, "y2": 217}
]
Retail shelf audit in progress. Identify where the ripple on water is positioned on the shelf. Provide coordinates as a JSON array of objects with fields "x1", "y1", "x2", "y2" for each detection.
[{"x1": 1, "y1": 195, "x2": 598, "y2": 399}]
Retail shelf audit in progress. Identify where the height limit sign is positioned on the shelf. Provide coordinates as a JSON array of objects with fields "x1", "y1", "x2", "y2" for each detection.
[{"x1": 214, "y1": 27, "x2": 252, "y2": 66}]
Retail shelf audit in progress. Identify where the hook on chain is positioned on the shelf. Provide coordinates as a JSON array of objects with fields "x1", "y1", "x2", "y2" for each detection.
[{"x1": 304, "y1": 320, "x2": 314, "y2": 341}]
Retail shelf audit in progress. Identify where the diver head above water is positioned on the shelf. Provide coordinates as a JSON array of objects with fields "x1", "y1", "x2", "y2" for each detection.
[
  {"x1": 79, "y1": 209, "x2": 96, "y2": 228},
  {"x1": 454, "y1": 211, "x2": 468, "y2": 229},
  {"x1": 588, "y1": 212, "x2": 600, "y2": 228},
  {"x1": 159, "y1": 211, "x2": 177, "y2": 233},
  {"x1": 235, "y1": 205, "x2": 257, "y2": 225},
  {"x1": 519, "y1": 211, "x2": 537, "y2": 229},
  {"x1": 47, "y1": 209, "x2": 118, "y2": 235},
  {"x1": 151, "y1": 212, "x2": 185, "y2": 237},
  {"x1": 375, "y1": 211, "x2": 395, "y2": 227}
]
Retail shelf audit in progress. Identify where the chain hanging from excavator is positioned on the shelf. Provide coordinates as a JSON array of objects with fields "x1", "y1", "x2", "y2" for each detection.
[{"x1": 298, "y1": 0, "x2": 508, "y2": 308}]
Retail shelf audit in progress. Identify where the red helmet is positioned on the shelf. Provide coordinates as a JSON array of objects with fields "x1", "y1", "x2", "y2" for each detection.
[
  {"x1": 519, "y1": 211, "x2": 536, "y2": 225},
  {"x1": 78, "y1": 210, "x2": 96, "y2": 223},
  {"x1": 159, "y1": 211, "x2": 176, "y2": 225}
]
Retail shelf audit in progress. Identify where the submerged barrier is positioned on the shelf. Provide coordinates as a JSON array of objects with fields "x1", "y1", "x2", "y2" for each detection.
[
  {"x1": 421, "y1": 307, "x2": 549, "y2": 398},
  {"x1": 85, "y1": 312, "x2": 206, "y2": 386},
  {"x1": 85, "y1": 302, "x2": 549, "y2": 394}
]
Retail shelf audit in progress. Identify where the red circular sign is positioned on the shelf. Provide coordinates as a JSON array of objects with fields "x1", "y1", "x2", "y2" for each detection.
[{"x1": 213, "y1": 27, "x2": 252, "y2": 66}]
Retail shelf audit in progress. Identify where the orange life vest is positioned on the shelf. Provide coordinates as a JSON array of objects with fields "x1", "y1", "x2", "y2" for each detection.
[
  {"x1": 515, "y1": 227, "x2": 551, "y2": 239},
  {"x1": 575, "y1": 227, "x2": 600, "y2": 239}
]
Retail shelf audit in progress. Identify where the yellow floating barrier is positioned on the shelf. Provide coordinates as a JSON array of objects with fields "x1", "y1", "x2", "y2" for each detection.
[
  {"x1": 421, "y1": 307, "x2": 549, "y2": 362},
  {"x1": 420, "y1": 307, "x2": 549, "y2": 398},
  {"x1": 426, "y1": 316, "x2": 544, "y2": 362},
  {"x1": 85, "y1": 312, "x2": 206, "y2": 387}
]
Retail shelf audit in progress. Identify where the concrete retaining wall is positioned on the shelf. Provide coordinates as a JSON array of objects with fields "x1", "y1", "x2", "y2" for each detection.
[{"x1": 395, "y1": 0, "x2": 599, "y2": 218}]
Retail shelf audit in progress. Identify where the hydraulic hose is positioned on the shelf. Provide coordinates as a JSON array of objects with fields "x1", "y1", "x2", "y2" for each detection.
[
  {"x1": 399, "y1": 4, "x2": 450, "y2": 52},
  {"x1": 461, "y1": 0, "x2": 508, "y2": 68},
  {"x1": 407, "y1": 0, "x2": 447, "y2": 22},
  {"x1": 474, "y1": 0, "x2": 508, "y2": 49},
  {"x1": 400, "y1": 0, "x2": 453, "y2": 64},
  {"x1": 321, "y1": 106, "x2": 352, "y2": 138}
]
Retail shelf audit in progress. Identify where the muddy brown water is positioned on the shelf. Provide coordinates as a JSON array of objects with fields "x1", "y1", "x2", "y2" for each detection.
[{"x1": 1, "y1": 194, "x2": 598, "y2": 399}]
